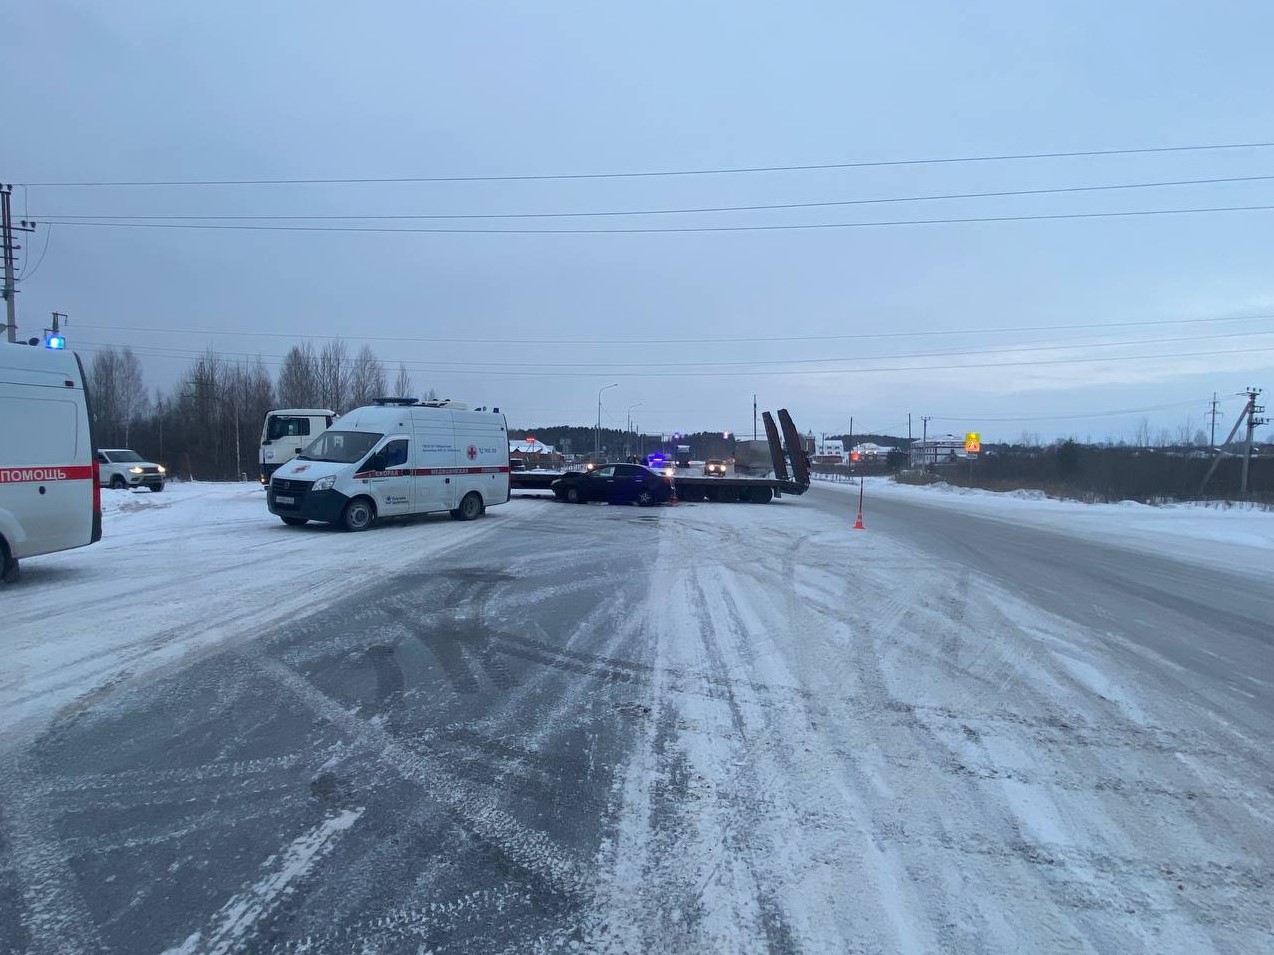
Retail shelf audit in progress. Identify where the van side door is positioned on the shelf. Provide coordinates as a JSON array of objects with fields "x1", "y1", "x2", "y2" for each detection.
[{"x1": 413, "y1": 414, "x2": 458, "y2": 513}]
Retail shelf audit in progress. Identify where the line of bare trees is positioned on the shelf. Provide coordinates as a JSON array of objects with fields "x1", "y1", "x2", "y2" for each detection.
[{"x1": 83, "y1": 340, "x2": 430, "y2": 480}]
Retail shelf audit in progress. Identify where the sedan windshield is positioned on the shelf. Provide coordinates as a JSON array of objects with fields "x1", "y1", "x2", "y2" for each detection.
[{"x1": 298, "y1": 430, "x2": 382, "y2": 463}]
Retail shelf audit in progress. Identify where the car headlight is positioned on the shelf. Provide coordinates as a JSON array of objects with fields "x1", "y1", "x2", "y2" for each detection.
[
  {"x1": 129, "y1": 466, "x2": 143, "y2": 473},
  {"x1": 312, "y1": 475, "x2": 336, "y2": 492},
  {"x1": 157, "y1": 465, "x2": 166, "y2": 474}
]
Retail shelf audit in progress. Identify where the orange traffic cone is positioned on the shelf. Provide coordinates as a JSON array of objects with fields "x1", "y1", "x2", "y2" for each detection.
[
  {"x1": 853, "y1": 477, "x2": 865, "y2": 529},
  {"x1": 853, "y1": 509, "x2": 865, "y2": 530}
]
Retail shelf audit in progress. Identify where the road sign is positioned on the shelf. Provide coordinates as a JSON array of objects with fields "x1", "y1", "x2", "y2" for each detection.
[{"x1": 965, "y1": 432, "x2": 981, "y2": 453}]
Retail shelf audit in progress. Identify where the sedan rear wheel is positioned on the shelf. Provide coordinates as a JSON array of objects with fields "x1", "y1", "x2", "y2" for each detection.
[
  {"x1": 636, "y1": 489, "x2": 655, "y2": 506},
  {"x1": 565, "y1": 486, "x2": 582, "y2": 504}
]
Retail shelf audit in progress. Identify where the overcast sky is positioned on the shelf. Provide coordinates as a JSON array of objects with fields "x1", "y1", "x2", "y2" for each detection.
[{"x1": 8, "y1": 1, "x2": 1274, "y2": 442}]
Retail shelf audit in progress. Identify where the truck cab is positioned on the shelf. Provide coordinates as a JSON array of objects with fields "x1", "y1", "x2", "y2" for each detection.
[{"x1": 259, "y1": 408, "x2": 337, "y2": 484}]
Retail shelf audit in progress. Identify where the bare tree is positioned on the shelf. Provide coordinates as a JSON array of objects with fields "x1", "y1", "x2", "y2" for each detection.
[
  {"x1": 318, "y1": 338, "x2": 352, "y2": 412},
  {"x1": 1175, "y1": 415, "x2": 1197, "y2": 446},
  {"x1": 87, "y1": 348, "x2": 122, "y2": 445},
  {"x1": 349, "y1": 345, "x2": 386, "y2": 407},
  {"x1": 117, "y1": 347, "x2": 148, "y2": 445},
  {"x1": 278, "y1": 342, "x2": 320, "y2": 407},
  {"x1": 1134, "y1": 417, "x2": 1152, "y2": 448},
  {"x1": 392, "y1": 362, "x2": 413, "y2": 398}
]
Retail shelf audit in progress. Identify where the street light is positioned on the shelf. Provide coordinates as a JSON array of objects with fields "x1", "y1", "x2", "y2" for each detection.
[
  {"x1": 595, "y1": 383, "x2": 618, "y2": 458},
  {"x1": 626, "y1": 402, "x2": 644, "y2": 458}
]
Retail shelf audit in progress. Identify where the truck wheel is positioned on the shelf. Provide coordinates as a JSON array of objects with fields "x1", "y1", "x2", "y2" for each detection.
[
  {"x1": 342, "y1": 498, "x2": 375, "y2": 532},
  {"x1": 110, "y1": 475, "x2": 126, "y2": 490},
  {"x1": 565, "y1": 487, "x2": 582, "y2": 504},
  {"x1": 750, "y1": 486, "x2": 774, "y2": 504},
  {"x1": 281, "y1": 517, "x2": 308, "y2": 526},
  {"x1": 453, "y1": 492, "x2": 484, "y2": 521}
]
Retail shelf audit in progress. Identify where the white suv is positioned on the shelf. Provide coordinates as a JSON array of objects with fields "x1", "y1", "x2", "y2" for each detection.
[{"x1": 96, "y1": 449, "x2": 166, "y2": 492}]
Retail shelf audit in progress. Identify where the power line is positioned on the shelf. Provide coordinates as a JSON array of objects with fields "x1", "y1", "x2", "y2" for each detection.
[
  {"x1": 19, "y1": 140, "x2": 1274, "y2": 187},
  {"x1": 927, "y1": 398, "x2": 1244, "y2": 423},
  {"x1": 15, "y1": 223, "x2": 52, "y2": 282},
  {"x1": 37, "y1": 202, "x2": 1274, "y2": 234},
  {"x1": 70, "y1": 312, "x2": 1274, "y2": 347},
  {"x1": 31, "y1": 173, "x2": 1274, "y2": 221},
  {"x1": 71, "y1": 340, "x2": 1274, "y2": 379},
  {"x1": 67, "y1": 328, "x2": 1274, "y2": 371}
]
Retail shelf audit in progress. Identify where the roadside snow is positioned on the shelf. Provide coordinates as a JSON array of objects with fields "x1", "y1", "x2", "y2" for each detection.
[
  {"x1": 0, "y1": 482, "x2": 533, "y2": 742},
  {"x1": 816, "y1": 475, "x2": 1274, "y2": 573},
  {"x1": 586, "y1": 497, "x2": 1272, "y2": 952}
]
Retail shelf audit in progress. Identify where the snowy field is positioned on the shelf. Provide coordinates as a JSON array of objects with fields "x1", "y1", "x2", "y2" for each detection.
[
  {"x1": 0, "y1": 482, "x2": 538, "y2": 742},
  {"x1": 818, "y1": 475, "x2": 1274, "y2": 575}
]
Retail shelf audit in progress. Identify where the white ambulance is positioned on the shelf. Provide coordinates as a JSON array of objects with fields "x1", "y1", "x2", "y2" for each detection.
[
  {"x1": 0, "y1": 343, "x2": 102, "y2": 583},
  {"x1": 266, "y1": 398, "x2": 510, "y2": 530},
  {"x1": 259, "y1": 407, "x2": 337, "y2": 484}
]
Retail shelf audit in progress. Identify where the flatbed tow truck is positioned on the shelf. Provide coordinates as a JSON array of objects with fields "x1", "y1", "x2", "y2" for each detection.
[{"x1": 511, "y1": 409, "x2": 811, "y2": 504}]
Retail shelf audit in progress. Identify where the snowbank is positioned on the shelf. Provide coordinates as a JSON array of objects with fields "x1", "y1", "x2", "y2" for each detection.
[
  {"x1": 1, "y1": 482, "x2": 535, "y2": 741},
  {"x1": 816, "y1": 475, "x2": 1274, "y2": 573}
]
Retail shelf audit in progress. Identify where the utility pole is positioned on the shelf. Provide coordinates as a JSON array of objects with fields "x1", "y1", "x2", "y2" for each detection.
[
  {"x1": 908, "y1": 413, "x2": 912, "y2": 444},
  {"x1": 595, "y1": 382, "x2": 618, "y2": 459},
  {"x1": 1241, "y1": 387, "x2": 1266, "y2": 496},
  {"x1": 921, "y1": 415, "x2": 932, "y2": 468},
  {"x1": 1198, "y1": 387, "x2": 1263, "y2": 497},
  {"x1": 1207, "y1": 392, "x2": 1223, "y2": 448},
  {"x1": 2, "y1": 185, "x2": 36, "y2": 343},
  {"x1": 753, "y1": 394, "x2": 758, "y2": 441}
]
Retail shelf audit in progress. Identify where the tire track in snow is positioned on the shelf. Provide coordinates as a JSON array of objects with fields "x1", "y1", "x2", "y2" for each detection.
[{"x1": 162, "y1": 807, "x2": 363, "y2": 955}]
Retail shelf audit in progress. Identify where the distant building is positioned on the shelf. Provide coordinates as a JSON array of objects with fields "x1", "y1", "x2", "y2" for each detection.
[
  {"x1": 509, "y1": 437, "x2": 562, "y2": 469},
  {"x1": 909, "y1": 435, "x2": 968, "y2": 467}
]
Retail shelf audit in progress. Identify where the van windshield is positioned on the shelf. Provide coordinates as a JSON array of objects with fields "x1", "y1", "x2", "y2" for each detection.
[{"x1": 297, "y1": 430, "x2": 382, "y2": 463}]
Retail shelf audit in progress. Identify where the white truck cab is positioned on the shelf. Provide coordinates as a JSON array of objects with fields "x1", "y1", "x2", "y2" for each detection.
[
  {"x1": 259, "y1": 408, "x2": 337, "y2": 483},
  {"x1": 266, "y1": 398, "x2": 510, "y2": 530},
  {"x1": 0, "y1": 343, "x2": 102, "y2": 583}
]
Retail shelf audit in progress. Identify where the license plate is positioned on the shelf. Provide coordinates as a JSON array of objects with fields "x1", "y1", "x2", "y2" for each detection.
[{"x1": 276, "y1": 495, "x2": 295, "y2": 505}]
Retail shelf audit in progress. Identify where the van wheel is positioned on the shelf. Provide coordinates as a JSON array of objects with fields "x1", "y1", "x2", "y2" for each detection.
[
  {"x1": 453, "y1": 492, "x2": 484, "y2": 521},
  {"x1": 281, "y1": 517, "x2": 308, "y2": 526},
  {"x1": 110, "y1": 475, "x2": 126, "y2": 490},
  {"x1": 1, "y1": 543, "x2": 17, "y2": 585},
  {"x1": 342, "y1": 498, "x2": 375, "y2": 532}
]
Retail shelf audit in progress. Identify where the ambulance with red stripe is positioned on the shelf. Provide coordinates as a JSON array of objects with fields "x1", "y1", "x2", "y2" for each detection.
[
  {"x1": 266, "y1": 398, "x2": 510, "y2": 531},
  {"x1": 1, "y1": 343, "x2": 101, "y2": 583}
]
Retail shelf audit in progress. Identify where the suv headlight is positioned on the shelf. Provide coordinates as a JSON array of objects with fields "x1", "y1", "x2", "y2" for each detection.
[
  {"x1": 157, "y1": 465, "x2": 166, "y2": 474},
  {"x1": 312, "y1": 475, "x2": 337, "y2": 492},
  {"x1": 129, "y1": 466, "x2": 143, "y2": 473}
]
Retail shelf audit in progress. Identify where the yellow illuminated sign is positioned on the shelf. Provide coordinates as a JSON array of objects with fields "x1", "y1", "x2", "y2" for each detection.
[{"x1": 965, "y1": 432, "x2": 981, "y2": 453}]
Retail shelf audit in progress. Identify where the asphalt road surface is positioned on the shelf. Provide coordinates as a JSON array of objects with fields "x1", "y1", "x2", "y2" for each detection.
[{"x1": 1, "y1": 490, "x2": 1270, "y2": 953}]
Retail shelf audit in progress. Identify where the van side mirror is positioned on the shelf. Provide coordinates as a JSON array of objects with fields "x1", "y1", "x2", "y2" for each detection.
[
  {"x1": 261, "y1": 440, "x2": 271, "y2": 446},
  {"x1": 365, "y1": 453, "x2": 386, "y2": 472}
]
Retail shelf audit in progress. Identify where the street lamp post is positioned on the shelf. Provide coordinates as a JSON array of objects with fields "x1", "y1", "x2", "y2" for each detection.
[
  {"x1": 595, "y1": 383, "x2": 618, "y2": 458},
  {"x1": 627, "y1": 402, "x2": 643, "y2": 458}
]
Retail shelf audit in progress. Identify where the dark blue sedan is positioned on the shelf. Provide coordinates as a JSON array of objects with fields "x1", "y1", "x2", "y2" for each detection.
[{"x1": 551, "y1": 463, "x2": 674, "y2": 505}]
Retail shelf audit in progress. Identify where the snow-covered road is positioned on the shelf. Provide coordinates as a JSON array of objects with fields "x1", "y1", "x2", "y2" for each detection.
[
  {"x1": 1, "y1": 482, "x2": 1270, "y2": 953},
  {"x1": 1, "y1": 482, "x2": 539, "y2": 741}
]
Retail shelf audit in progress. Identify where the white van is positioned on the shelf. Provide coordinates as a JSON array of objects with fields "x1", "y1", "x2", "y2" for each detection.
[
  {"x1": 266, "y1": 398, "x2": 510, "y2": 530},
  {"x1": 259, "y1": 408, "x2": 337, "y2": 484},
  {"x1": 0, "y1": 344, "x2": 101, "y2": 583}
]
